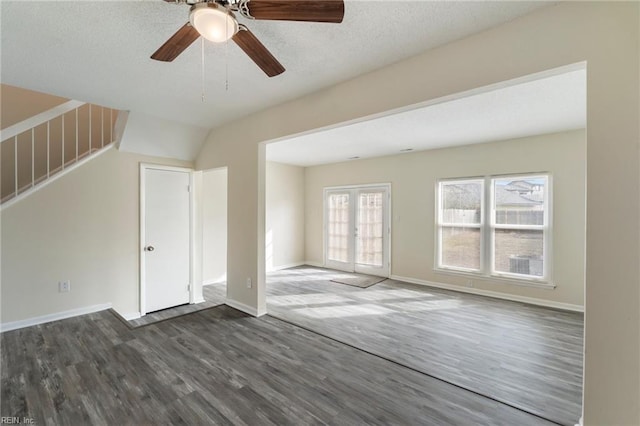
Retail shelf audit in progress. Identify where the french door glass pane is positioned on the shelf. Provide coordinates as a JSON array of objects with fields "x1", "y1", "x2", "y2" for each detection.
[
  {"x1": 494, "y1": 177, "x2": 546, "y2": 225},
  {"x1": 327, "y1": 193, "x2": 350, "y2": 263},
  {"x1": 441, "y1": 226, "x2": 481, "y2": 270},
  {"x1": 494, "y1": 229, "x2": 544, "y2": 276},
  {"x1": 356, "y1": 192, "x2": 383, "y2": 267}
]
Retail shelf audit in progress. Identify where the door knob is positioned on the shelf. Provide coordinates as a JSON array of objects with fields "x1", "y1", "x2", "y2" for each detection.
[{"x1": 145, "y1": 246, "x2": 155, "y2": 252}]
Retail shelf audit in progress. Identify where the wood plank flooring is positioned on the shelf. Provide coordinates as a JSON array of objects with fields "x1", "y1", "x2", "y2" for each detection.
[
  {"x1": 266, "y1": 266, "x2": 583, "y2": 426},
  {"x1": 1, "y1": 305, "x2": 555, "y2": 425}
]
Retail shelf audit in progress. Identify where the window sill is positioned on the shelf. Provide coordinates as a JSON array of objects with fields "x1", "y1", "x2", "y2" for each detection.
[{"x1": 434, "y1": 268, "x2": 556, "y2": 290}]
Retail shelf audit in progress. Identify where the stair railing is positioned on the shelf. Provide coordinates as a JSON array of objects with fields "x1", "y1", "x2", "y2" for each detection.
[{"x1": 1, "y1": 100, "x2": 118, "y2": 205}]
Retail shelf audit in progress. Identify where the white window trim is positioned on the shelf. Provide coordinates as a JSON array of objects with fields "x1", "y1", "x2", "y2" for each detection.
[
  {"x1": 435, "y1": 173, "x2": 554, "y2": 289},
  {"x1": 434, "y1": 267, "x2": 556, "y2": 289}
]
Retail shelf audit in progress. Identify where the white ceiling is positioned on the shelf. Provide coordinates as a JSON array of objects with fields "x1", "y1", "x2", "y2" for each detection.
[
  {"x1": 1, "y1": 0, "x2": 552, "y2": 132},
  {"x1": 267, "y1": 68, "x2": 586, "y2": 166}
]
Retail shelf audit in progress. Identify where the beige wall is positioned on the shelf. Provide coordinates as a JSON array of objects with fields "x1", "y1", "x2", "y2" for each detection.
[
  {"x1": 1, "y1": 84, "x2": 68, "y2": 129},
  {"x1": 200, "y1": 162, "x2": 305, "y2": 284},
  {"x1": 197, "y1": 3, "x2": 639, "y2": 423},
  {"x1": 202, "y1": 168, "x2": 227, "y2": 284},
  {"x1": 1, "y1": 148, "x2": 192, "y2": 322},
  {"x1": 305, "y1": 130, "x2": 585, "y2": 308},
  {"x1": 266, "y1": 162, "x2": 305, "y2": 271}
]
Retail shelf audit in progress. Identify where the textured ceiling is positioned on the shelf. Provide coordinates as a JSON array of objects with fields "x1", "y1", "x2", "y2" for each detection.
[
  {"x1": 1, "y1": 1, "x2": 551, "y2": 130},
  {"x1": 267, "y1": 68, "x2": 586, "y2": 166}
]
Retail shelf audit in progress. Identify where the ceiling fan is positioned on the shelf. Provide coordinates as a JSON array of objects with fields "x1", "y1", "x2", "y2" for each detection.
[{"x1": 151, "y1": 0, "x2": 345, "y2": 77}]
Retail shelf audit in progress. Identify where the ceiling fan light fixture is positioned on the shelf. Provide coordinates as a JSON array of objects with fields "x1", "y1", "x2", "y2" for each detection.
[{"x1": 190, "y1": 3, "x2": 238, "y2": 43}]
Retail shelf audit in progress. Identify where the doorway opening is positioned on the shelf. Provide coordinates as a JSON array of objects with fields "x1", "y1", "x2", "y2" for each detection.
[{"x1": 201, "y1": 167, "x2": 228, "y2": 306}]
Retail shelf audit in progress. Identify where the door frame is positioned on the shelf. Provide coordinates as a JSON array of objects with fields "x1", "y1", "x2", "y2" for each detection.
[
  {"x1": 139, "y1": 163, "x2": 195, "y2": 316},
  {"x1": 323, "y1": 183, "x2": 392, "y2": 277}
]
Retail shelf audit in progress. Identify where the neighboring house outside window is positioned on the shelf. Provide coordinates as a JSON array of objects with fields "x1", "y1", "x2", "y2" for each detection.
[{"x1": 436, "y1": 174, "x2": 551, "y2": 285}]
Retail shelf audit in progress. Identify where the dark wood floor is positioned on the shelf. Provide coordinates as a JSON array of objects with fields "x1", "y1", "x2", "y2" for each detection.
[
  {"x1": 266, "y1": 266, "x2": 584, "y2": 426},
  {"x1": 0, "y1": 305, "x2": 556, "y2": 425}
]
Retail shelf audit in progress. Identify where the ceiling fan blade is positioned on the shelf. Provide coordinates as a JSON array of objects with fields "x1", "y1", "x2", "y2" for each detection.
[
  {"x1": 242, "y1": 0, "x2": 344, "y2": 23},
  {"x1": 151, "y1": 23, "x2": 200, "y2": 62},
  {"x1": 233, "y1": 26, "x2": 285, "y2": 77}
]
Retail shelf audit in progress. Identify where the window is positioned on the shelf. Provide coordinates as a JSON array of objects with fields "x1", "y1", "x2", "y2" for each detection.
[
  {"x1": 491, "y1": 176, "x2": 549, "y2": 279},
  {"x1": 437, "y1": 179, "x2": 484, "y2": 272},
  {"x1": 437, "y1": 174, "x2": 551, "y2": 284}
]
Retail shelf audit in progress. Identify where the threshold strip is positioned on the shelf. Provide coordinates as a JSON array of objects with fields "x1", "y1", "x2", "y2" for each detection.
[{"x1": 109, "y1": 303, "x2": 224, "y2": 330}]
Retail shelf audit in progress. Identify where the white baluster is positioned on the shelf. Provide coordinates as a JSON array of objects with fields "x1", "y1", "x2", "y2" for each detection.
[
  {"x1": 61, "y1": 114, "x2": 65, "y2": 170},
  {"x1": 47, "y1": 121, "x2": 50, "y2": 179},
  {"x1": 101, "y1": 106, "x2": 104, "y2": 148},
  {"x1": 14, "y1": 136, "x2": 18, "y2": 196},
  {"x1": 31, "y1": 128, "x2": 34, "y2": 188},
  {"x1": 89, "y1": 105, "x2": 92, "y2": 152},
  {"x1": 75, "y1": 107, "x2": 78, "y2": 162},
  {"x1": 110, "y1": 109, "x2": 113, "y2": 143}
]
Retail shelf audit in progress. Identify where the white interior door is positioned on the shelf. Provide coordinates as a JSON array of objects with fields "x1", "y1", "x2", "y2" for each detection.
[
  {"x1": 324, "y1": 185, "x2": 390, "y2": 277},
  {"x1": 142, "y1": 166, "x2": 191, "y2": 314}
]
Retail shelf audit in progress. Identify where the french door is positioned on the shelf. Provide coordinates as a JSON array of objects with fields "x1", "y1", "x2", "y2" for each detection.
[{"x1": 324, "y1": 184, "x2": 390, "y2": 277}]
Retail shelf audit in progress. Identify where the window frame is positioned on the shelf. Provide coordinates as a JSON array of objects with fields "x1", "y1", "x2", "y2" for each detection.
[
  {"x1": 436, "y1": 178, "x2": 485, "y2": 274},
  {"x1": 435, "y1": 173, "x2": 553, "y2": 288}
]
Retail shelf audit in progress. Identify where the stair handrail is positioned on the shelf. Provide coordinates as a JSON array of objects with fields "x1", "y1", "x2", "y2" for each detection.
[{"x1": 1, "y1": 100, "x2": 85, "y2": 142}]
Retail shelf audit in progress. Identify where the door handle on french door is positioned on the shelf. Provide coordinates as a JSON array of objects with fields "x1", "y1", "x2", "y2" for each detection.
[{"x1": 144, "y1": 246, "x2": 155, "y2": 252}]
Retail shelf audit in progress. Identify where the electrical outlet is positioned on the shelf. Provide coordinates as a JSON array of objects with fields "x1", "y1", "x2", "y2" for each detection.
[
  {"x1": 246, "y1": 278, "x2": 252, "y2": 289},
  {"x1": 58, "y1": 280, "x2": 71, "y2": 293}
]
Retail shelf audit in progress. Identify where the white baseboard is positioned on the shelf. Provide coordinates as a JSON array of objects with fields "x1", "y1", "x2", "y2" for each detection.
[
  {"x1": 1, "y1": 303, "x2": 113, "y2": 332},
  {"x1": 193, "y1": 298, "x2": 206, "y2": 304},
  {"x1": 225, "y1": 299, "x2": 267, "y2": 317},
  {"x1": 119, "y1": 311, "x2": 141, "y2": 321},
  {"x1": 202, "y1": 279, "x2": 226, "y2": 286},
  {"x1": 390, "y1": 274, "x2": 584, "y2": 312},
  {"x1": 267, "y1": 262, "x2": 306, "y2": 272},
  {"x1": 303, "y1": 261, "x2": 324, "y2": 268}
]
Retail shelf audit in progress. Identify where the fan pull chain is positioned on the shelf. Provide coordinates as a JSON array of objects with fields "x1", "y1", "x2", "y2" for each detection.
[
  {"x1": 225, "y1": 41, "x2": 229, "y2": 91},
  {"x1": 225, "y1": 22, "x2": 229, "y2": 91},
  {"x1": 201, "y1": 37, "x2": 206, "y2": 102}
]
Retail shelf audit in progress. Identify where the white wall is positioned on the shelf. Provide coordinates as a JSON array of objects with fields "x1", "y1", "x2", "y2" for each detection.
[
  {"x1": 305, "y1": 130, "x2": 585, "y2": 308},
  {"x1": 202, "y1": 168, "x2": 227, "y2": 285},
  {"x1": 0, "y1": 148, "x2": 192, "y2": 323},
  {"x1": 266, "y1": 162, "x2": 305, "y2": 271},
  {"x1": 196, "y1": 3, "x2": 640, "y2": 423}
]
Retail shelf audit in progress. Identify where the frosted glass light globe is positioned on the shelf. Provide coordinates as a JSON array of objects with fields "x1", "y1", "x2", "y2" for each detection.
[{"x1": 190, "y1": 3, "x2": 238, "y2": 43}]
